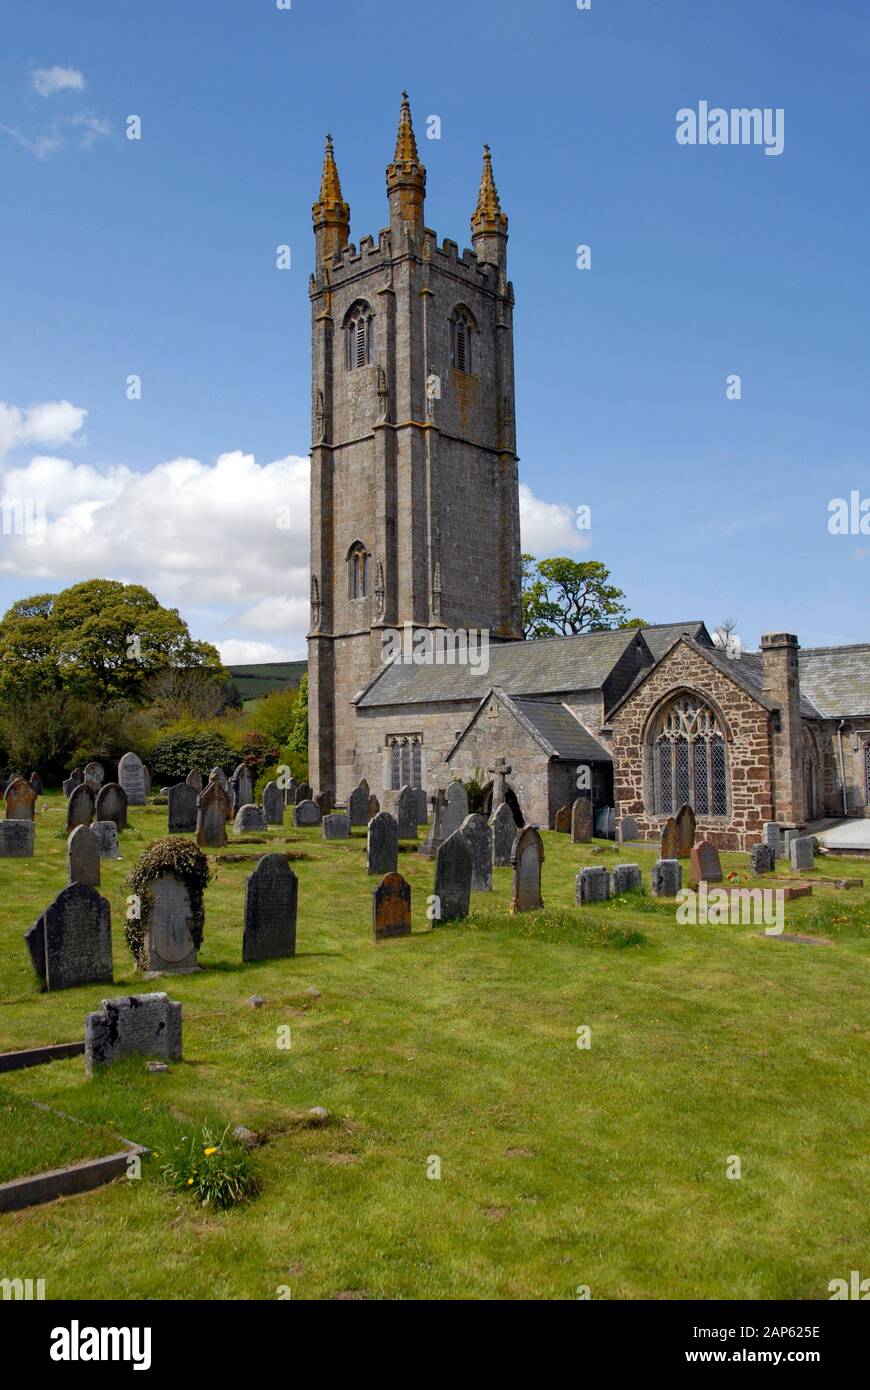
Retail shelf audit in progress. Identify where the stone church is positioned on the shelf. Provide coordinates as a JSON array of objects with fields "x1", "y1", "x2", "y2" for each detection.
[{"x1": 307, "y1": 97, "x2": 870, "y2": 849}]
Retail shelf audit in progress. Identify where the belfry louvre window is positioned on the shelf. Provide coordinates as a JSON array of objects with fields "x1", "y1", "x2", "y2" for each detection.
[
  {"x1": 348, "y1": 542, "x2": 369, "y2": 599},
  {"x1": 450, "y1": 308, "x2": 474, "y2": 374},
  {"x1": 346, "y1": 302, "x2": 372, "y2": 369},
  {"x1": 650, "y1": 695, "x2": 729, "y2": 816},
  {"x1": 386, "y1": 735, "x2": 422, "y2": 790}
]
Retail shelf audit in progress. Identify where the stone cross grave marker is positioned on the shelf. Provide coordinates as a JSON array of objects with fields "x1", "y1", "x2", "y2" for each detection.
[{"x1": 488, "y1": 757, "x2": 511, "y2": 811}]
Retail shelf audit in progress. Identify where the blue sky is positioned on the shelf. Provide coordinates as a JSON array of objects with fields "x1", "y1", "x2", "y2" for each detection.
[{"x1": 0, "y1": 0, "x2": 867, "y2": 660}]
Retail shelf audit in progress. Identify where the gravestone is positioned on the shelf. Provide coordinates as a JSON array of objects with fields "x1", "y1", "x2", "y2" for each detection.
[
  {"x1": 488, "y1": 757, "x2": 512, "y2": 812},
  {"x1": 442, "y1": 780, "x2": 468, "y2": 840},
  {"x1": 294, "y1": 799, "x2": 321, "y2": 827},
  {"x1": 83, "y1": 762, "x2": 104, "y2": 793},
  {"x1": 283, "y1": 777, "x2": 298, "y2": 806},
  {"x1": 186, "y1": 769, "x2": 203, "y2": 792},
  {"x1": 789, "y1": 836, "x2": 814, "y2": 871},
  {"x1": 460, "y1": 813, "x2": 492, "y2": 891},
  {"x1": 571, "y1": 796, "x2": 592, "y2": 844},
  {"x1": 0, "y1": 820, "x2": 35, "y2": 857},
  {"x1": 618, "y1": 816, "x2": 639, "y2": 843},
  {"x1": 763, "y1": 822, "x2": 782, "y2": 859},
  {"x1": 490, "y1": 802, "x2": 516, "y2": 867},
  {"x1": 660, "y1": 816, "x2": 679, "y2": 859},
  {"x1": 416, "y1": 788, "x2": 428, "y2": 825},
  {"x1": 230, "y1": 765, "x2": 254, "y2": 815},
  {"x1": 85, "y1": 992, "x2": 182, "y2": 1074},
  {"x1": 433, "y1": 829, "x2": 472, "y2": 923},
  {"x1": 262, "y1": 781, "x2": 284, "y2": 825},
  {"x1": 689, "y1": 839, "x2": 723, "y2": 887},
  {"x1": 168, "y1": 783, "x2": 198, "y2": 834},
  {"x1": 143, "y1": 870, "x2": 198, "y2": 973},
  {"x1": 62, "y1": 776, "x2": 79, "y2": 798},
  {"x1": 4, "y1": 777, "x2": 37, "y2": 821},
  {"x1": 348, "y1": 781, "x2": 370, "y2": 828},
  {"x1": 372, "y1": 872, "x2": 411, "y2": 941},
  {"x1": 29, "y1": 771, "x2": 43, "y2": 796},
  {"x1": 25, "y1": 883, "x2": 113, "y2": 991},
  {"x1": 209, "y1": 767, "x2": 228, "y2": 793},
  {"x1": 595, "y1": 805, "x2": 616, "y2": 840},
  {"x1": 67, "y1": 824, "x2": 101, "y2": 888},
  {"x1": 576, "y1": 865, "x2": 609, "y2": 904},
  {"x1": 750, "y1": 843, "x2": 774, "y2": 875},
  {"x1": 367, "y1": 794, "x2": 380, "y2": 820},
  {"x1": 196, "y1": 780, "x2": 229, "y2": 849},
  {"x1": 367, "y1": 811, "x2": 398, "y2": 876},
  {"x1": 396, "y1": 785, "x2": 419, "y2": 839},
  {"x1": 96, "y1": 782, "x2": 128, "y2": 831},
  {"x1": 242, "y1": 854, "x2": 298, "y2": 962},
  {"x1": 554, "y1": 804, "x2": 571, "y2": 834},
  {"x1": 675, "y1": 804, "x2": 696, "y2": 858},
  {"x1": 511, "y1": 826, "x2": 544, "y2": 912},
  {"x1": 143, "y1": 765, "x2": 151, "y2": 796},
  {"x1": 418, "y1": 788, "x2": 447, "y2": 859},
  {"x1": 295, "y1": 781, "x2": 313, "y2": 806},
  {"x1": 118, "y1": 752, "x2": 146, "y2": 806},
  {"x1": 652, "y1": 859, "x2": 682, "y2": 897},
  {"x1": 315, "y1": 788, "x2": 334, "y2": 818},
  {"x1": 322, "y1": 812, "x2": 350, "y2": 839},
  {"x1": 609, "y1": 863, "x2": 643, "y2": 895},
  {"x1": 67, "y1": 784, "x2": 95, "y2": 830},
  {"x1": 234, "y1": 804, "x2": 266, "y2": 833},
  {"x1": 91, "y1": 821, "x2": 121, "y2": 859}
]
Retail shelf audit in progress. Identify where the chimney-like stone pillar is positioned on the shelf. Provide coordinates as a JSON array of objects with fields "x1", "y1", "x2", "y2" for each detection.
[{"x1": 761, "y1": 632, "x2": 805, "y2": 826}]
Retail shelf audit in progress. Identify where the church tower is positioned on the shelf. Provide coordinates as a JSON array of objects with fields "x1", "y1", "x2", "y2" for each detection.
[{"x1": 308, "y1": 96, "x2": 522, "y2": 798}]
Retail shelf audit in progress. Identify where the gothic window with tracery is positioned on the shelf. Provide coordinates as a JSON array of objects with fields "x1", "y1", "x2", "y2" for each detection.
[
  {"x1": 348, "y1": 542, "x2": 369, "y2": 599},
  {"x1": 650, "y1": 694, "x2": 729, "y2": 816},
  {"x1": 386, "y1": 735, "x2": 422, "y2": 790},
  {"x1": 345, "y1": 301, "x2": 373, "y2": 369},
  {"x1": 450, "y1": 307, "x2": 475, "y2": 374}
]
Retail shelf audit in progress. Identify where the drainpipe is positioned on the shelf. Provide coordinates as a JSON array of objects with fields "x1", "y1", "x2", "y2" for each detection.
[{"x1": 837, "y1": 721, "x2": 848, "y2": 817}]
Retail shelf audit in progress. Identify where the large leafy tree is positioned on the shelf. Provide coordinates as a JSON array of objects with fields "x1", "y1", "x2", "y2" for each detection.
[
  {"x1": 522, "y1": 556, "x2": 646, "y2": 637},
  {"x1": 0, "y1": 580, "x2": 223, "y2": 705}
]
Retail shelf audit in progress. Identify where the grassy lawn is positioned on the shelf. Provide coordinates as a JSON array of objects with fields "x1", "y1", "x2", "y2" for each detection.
[{"x1": 0, "y1": 792, "x2": 868, "y2": 1300}]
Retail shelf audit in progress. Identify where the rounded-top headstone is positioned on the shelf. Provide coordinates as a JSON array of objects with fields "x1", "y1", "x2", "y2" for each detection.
[
  {"x1": 118, "y1": 752, "x2": 147, "y2": 806},
  {"x1": 67, "y1": 824, "x2": 101, "y2": 888},
  {"x1": 234, "y1": 804, "x2": 266, "y2": 833}
]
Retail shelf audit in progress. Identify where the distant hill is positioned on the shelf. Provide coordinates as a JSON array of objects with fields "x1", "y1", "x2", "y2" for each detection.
[{"x1": 228, "y1": 661, "x2": 308, "y2": 704}]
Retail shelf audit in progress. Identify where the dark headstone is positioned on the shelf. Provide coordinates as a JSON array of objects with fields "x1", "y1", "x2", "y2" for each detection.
[
  {"x1": 417, "y1": 788, "x2": 446, "y2": 859},
  {"x1": 460, "y1": 813, "x2": 492, "y2": 891},
  {"x1": 322, "y1": 812, "x2": 350, "y2": 839},
  {"x1": 62, "y1": 777, "x2": 78, "y2": 798},
  {"x1": 689, "y1": 839, "x2": 723, "y2": 887},
  {"x1": 372, "y1": 872, "x2": 411, "y2": 941},
  {"x1": 490, "y1": 802, "x2": 516, "y2": 868},
  {"x1": 554, "y1": 804, "x2": 571, "y2": 834},
  {"x1": 96, "y1": 782, "x2": 128, "y2": 831},
  {"x1": 576, "y1": 865, "x2": 609, "y2": 904},
  {"x1": 262, "y1": 781, "x2": 284, "y2": 825},
  {"x1": 294, "y1": 799, "x2": 321, "y2": 827},
  {"x1": 315, "y1": 788, "x2": 334, "y2": 817},
  {"x1": 295, "y1": 781, "x2": 313, "y2": 806},
  {"x1": 25, "y1": 883, "x2": 113, "y2": 992},
  {"x1": 789, "y1": 836, "x2": 814, "y2": 871},
  {"x1": 186, "y1": 769, "x2": 203, "y2": 792},
  {"x1": 396, "y1": 785, "x2": 418, "y2": 839},
  {"x1": 433, "y1": 829, "x2": 472, "y2": 923},
  {"x1": 0, "y1": 820, "x2": 35, "y2": 857},
  {"x1": 91, "y1": 821, "x2": 120, "y2": 859},
  {"x1": 118, "y1": 752, "x2": 146, "y2": 806},
  {"x1": 415, "y1": 788, "x2": 428, "y2": 826},
  {"x1": 283, "y1": 777, "x2": 298, "y2": 806},
  {"x1": 571, "y1": 797, "x2": 592, "y2": 844},
  {"x1": 750, "y1": 843, "x2": 774, "y2": 875},
  {"x1": 67, "y1": 784, "x2": 95, "y2": 830},
  {"x1": 196, "y1": 780, "x2": 229, "y2": 849},
  {"x1": 609, "y1": 863, "x2": 643, "y2": 895},
  {"x1": 367, "y1": 793, "x2": 380, "y2": 820},
  {"x1": 763, "y1": 822, "x2": 782, "y2": 860},
  {"x1": 442, "y1": 780, "x2": 468, "y2": 839},
  {"x1": 209, "y1": 767, "x2": 228, "y2": 793},
  {"x1": 85, "y1": 992, "x2": 181, "y2": 1074},
  {"x1": 660, "y1": 816, "x2": 678, "y2": 859},
  {"x1": 230, "y1": 765, "x2": 253, "y2": 815},
  {"x1": 348, "y1": 782, "x2": 369, "y2": 827},
  {"x1": 618, "y1": 816, "x2": 639, "y2": 843},
  {"x1": 29, "y1": 771, "x2": 43, "y2": 796},
  {"x1": 511, "y1": 826, "x2": 544, "y2": 912},
  {"x1": 67, "y1": 824, "x2": 100, "y2": 888},
  {"x1": 675, "y1": 804, "x2": 696, "y2": 858},
  {"x1": 4, "y1": 776, "x2": 36, "y2": 821},
  {"x1": 651, "y1": 859, "x2": 682, "y2": 897},
  {"x1": 242, "y1": 854, "x2": 298, "y2": 962},
  {"x1": 234, "y1": 804, "x2": 266, "y2": 833},
  {"x1": 367, "y1": 811, "x2": 398, "y2": 876},
  {"x1": 168, "y1": 783, "x2": 198, "y2": 834},
  {"x1": 83, "y1": 762, "x2": 104, "y2": 793}
]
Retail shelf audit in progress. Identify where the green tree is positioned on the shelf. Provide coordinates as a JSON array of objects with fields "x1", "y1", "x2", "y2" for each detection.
[
  {"x1": 285, "y1": 672, "x2": 308, "y2": 770},
  {"x1": 522, "y1": 557, "x2": 646, "y2": 637}
]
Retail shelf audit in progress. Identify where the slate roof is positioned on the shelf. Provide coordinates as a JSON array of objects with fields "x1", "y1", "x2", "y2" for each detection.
[
  {"x1": 797, "y1": 646, "x2": 870, "y2": 718},
  {"x1": 638, "y1": 621, "x2": 713, "y2": 660},
  {"x1": 604, "y1": 637, "x2": 779, "y2": 721},
  {"x1": 446, "y1": 689, "x2": 612, "y2": 764}
]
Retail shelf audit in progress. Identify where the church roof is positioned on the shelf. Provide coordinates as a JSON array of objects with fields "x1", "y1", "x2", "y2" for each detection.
[
  {"x1": 796, "y1": 645, "x2": 870, "y2": 718},
  {"x1": 637, "y1": 621, "x2": 713, "y2": 660},
  {"x1": 446, "y1": 688, "x2": 612, "y2": 764}
]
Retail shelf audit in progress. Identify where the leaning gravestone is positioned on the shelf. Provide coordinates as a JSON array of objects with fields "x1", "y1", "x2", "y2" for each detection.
[
  {"x1": 789, "y1": 836, "x2": 814, "y2": 871},
  {"x1": 511, "y1": 826, "x2": 544, "y2": 912},
  {"x1": 96, "y1": 782, "x2": 128, "y2": 831},
  {"x1": 571, "y1": 796, "x2": 592, "y2": 844},
  {"x1": 29, "y1": 771, "x2": 43, "y2": 796},
  {"x1": 83, "y1": 762, "x2": 105, "y2": 793},
  {"x1": 689, "y1": 839, "x2": 723, "y2": 887},
  {"x1": 373, "y1": 872, "x2": 412, "y2": 942},
  {"x1": 660, "y1": 816, "x2": 679, "y2": 859},
  {"x1": 618, "y1": 816, "x2": 639, "y2": 843},
  {"x1": 348, "y1": 781, "x2": 370, "y2": 828},
  {"x1": 322, "y1": 812, "x2": 350, "y2": 840},
  {"x1": 675, "y1": 804, "x2": 696, "y2": 858},
  {"x1": 85, "y1": 992, "x2": 182, "y2": 1074},
  {"x1": 396, "y1": 785, "x2": 418, "y2": 839},
  {"x1": 91, "y1": 821, "x2": 120, "y2": 859},
  {"x1": 243, "y1": 854, "x2": 298, "y2": 962},
  {"x1": 652, "y1": 859, "x2": 682, "y2": 897},
  {"x1": 750, "y1": 843, "x2": 774, "y2": 875},
  {"x1": 763, "y1": 822, "x2": 782, "y2": 860},
  {"x1": 262, "y1": 781, "x2": 284, "y2": 826},
  {"x1": 0, "y1": 820, "x2": 35, "y2": 857},
  {"x1": 367, "y1": 811, "x2": 398, "y2": 876},
  {"x1": 196, "y1": 780, "x2": 229, "y2": 849},
  {"x1": 294, "y1": 799, "x2": 321, "y2": 827},
  {"x1": 295, "y1": 781, "x2": 313, "y2": 806},
  {"x1": 554, "y1": 804, "x2": 571, "y2": 834},
  {"x1": 459, "y1": 813, "x2": 492, "y2": 891},
  {"x1": 490, "y1": 802, "x2": 516, "y2": 867},
  {"x1": 186, "y1": 769, "x2": 203, "y2": 792},
  {"x1": 118, "y1": 752, "x2": 147, "y2": 806},
  {"x1": 142, "y1": 871, "x2": 199, "y2": 974},
  {"x1": 25, "y1": 883, "x2": 113, "y2": 992},
  {"x1": 442, "y1": 780, "x2": 468, "y2": 840},
  {"x1": 168, "y1": 783, "x2": 198, "y2": 834},
  {"x1": 4, "y1": 777, "x2": 37, "y2": 822},
  {"x1": 234, "y1": 804, "x2": 266, "y2": 833},
  {"x1": 67, "y1": 784, "x2": 95, "y2": 830},
  {"x1": 67, "y1": 824, "x2": 101, "y2": 888},
  {"x1": 576, "y1": 865, "x2": 609, "y2": 904},
  {"x1": 433, "y1": 829, "x2": 472, "y2": 923}
]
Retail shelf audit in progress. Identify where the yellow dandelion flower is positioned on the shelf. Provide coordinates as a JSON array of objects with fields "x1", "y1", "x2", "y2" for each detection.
[
  {"x1": 187, "y1": 1177, "x2": 194, "y2": 1185},
  {"x1": 204, "y1": 1146, "x2": 218, "y2": 1156}
]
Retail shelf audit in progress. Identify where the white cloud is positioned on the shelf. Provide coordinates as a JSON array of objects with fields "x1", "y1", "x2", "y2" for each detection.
[
  {"x1": 32, "y1": 66, "x2": 85, "y2": 97},
  {"x1": 67, "y1": 111, "x2": 112, "y2": 148},
  {"x1": 0, "y1": 400, "x2": 87, "y2": 459},
  {"x1": 519, "y1": 482, "x2": 591, "y2": 556},
  {"x1": 217, "y1": 639, "x2": 305, "y2": 665},
  {"x1": 0, "y1": 124, "x2": 63, "y2": 159}
]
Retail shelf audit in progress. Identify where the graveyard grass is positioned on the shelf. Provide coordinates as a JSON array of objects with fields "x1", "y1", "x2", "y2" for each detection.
[{"x1": 0, "y1": 795, "x2": 868, "y2": 1300}]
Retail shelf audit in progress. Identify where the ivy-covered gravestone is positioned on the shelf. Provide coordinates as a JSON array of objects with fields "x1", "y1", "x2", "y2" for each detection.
[{"x1": 125, "y1": 838, "x2": 210, "y2": 975}]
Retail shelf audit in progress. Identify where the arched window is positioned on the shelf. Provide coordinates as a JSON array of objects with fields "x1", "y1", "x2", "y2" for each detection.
[
  {"x1": 345, "y1": 301, "x2": 373, "y2": 369},
  {"x1": 450, "y1": 307, "x2": 475, "y2": 374},
  {"x1": 386, "y1": 735, "x2": 422, "y2": 790},
  {"x1": 650, "y1": 694, "x2": 729, "y2": 816},
  {"x1": 347, "y1": 541, "x2": 369, "y2": 599}
]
